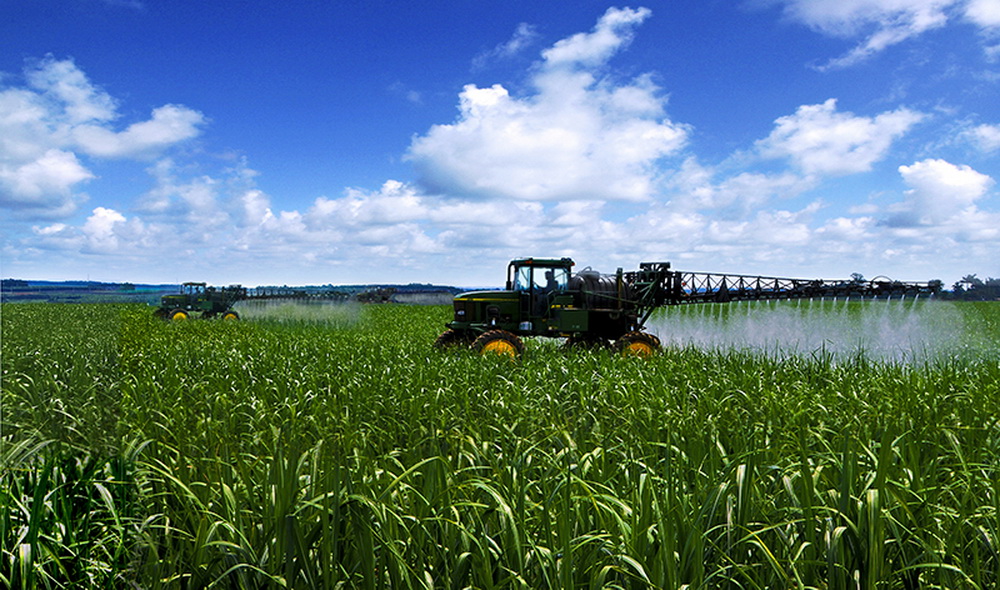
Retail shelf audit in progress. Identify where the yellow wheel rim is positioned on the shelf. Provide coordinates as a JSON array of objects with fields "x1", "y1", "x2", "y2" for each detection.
[
  {"x1": 481, "y1": 339, "x2": 517, "y2": 357},
  {"x1": 222, "y1": 313, "x2": 238, "y2": 321},
  {"x1": 171, "y1": 312, "x2": 189, "y2": 321},
  {"x1": 622, "y1": 341, "x2": 654, "y2": 357}
]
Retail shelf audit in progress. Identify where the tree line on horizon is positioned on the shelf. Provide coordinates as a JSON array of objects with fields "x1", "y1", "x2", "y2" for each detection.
[{"x1": 945, "y1": 274, "x2": 1000, "y2": 301}]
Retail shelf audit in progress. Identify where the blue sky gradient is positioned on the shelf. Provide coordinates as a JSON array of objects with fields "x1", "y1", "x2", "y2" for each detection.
[{"x1": 2, "y1": 0, "x2": 999, "y2": 286}]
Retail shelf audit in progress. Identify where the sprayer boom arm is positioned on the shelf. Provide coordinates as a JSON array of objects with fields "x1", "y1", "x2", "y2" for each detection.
[
  {"x1": 621, "y1": 263, "x2": 939, "y2": 328},
  {"x1": 629, "y1": 263, "x2": 937, "y2": 306}
]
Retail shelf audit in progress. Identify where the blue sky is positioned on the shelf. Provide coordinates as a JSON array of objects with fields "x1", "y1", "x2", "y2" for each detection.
[{"x1": 2, "y1": 0, "x2": 999, "y2": 287}]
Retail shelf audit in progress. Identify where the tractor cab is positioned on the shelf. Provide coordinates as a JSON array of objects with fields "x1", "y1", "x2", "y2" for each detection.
[
  {"x1": 507, "y1": 258, "x2": 573, "y2": 320},
  {"x1": 182, "y1": 282, "x2": 208, "y2": 296},
  {"x1": 507, "y1": 258, "x2": 572, "y2": 294},
  {"x1": 443, "y1": 257, "x2": 575, "y2": 339}
]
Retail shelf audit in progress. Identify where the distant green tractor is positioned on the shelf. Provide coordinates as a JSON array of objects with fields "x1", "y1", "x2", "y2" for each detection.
[{"x1": 154, "y1": 282, "x2": 247, "y2": 321}]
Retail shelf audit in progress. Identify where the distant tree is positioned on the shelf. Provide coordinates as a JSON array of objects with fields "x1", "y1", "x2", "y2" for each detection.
[
  {"x1": 850, "y1": 272, "x2": 865, "y2": 284},
  {"x1": 952, "y1": 274, "x2": 999, "y2": 300},
  {"x1": 961, "y1": 274, "x2": 984, "y2": 288},
  {"x1": 982, "y1": 277, "x2": 1000, "y2": 300}
]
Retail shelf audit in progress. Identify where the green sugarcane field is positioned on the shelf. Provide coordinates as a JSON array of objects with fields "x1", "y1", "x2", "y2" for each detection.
[{"x1": 2, "y1": 299, "x2": 999, "y2": 589}]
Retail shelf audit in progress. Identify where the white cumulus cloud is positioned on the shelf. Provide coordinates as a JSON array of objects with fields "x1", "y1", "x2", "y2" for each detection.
[
  {"x1": 769, "y1": 0, "x2": 953, "y2": 67},
  {"x1": 965, "y1": 123, "x2": 1000, "y2": 152},
  {"x1": 891, "y1": 158, "x2": 994, "y2": 226},
  {"x1": 541, "y1": 6, "x2": 651, "y2": 67},
  {"x1": 668, "y1": 156, "x2": 816, "y2": 215},
  {"x1": 755, "y1": 99, "x2": 924, "y2": 176},
  {"x1": 816, "y1": 215, "x2": 877, "y2": 241},
  {"x1": 764, "y1": 0, "x2": 1000, "y2": 67},
  {"x1": 407, "y1": 6, "x2": 688, "y2": 202},
  {"x1": 82, "y1": 206, "x2": 127, "y2": 252},
  {"x1": 72, "y1": 104, "x2": 204, "y2": 158},
  {"x1": 965, "y1": 0, "x2": 1000, "y2": 28},
  {"x1": 25, "y1": 56, "x2": 118, "y2": 124},
  {"x1": 472, "y1": 22, "x2": 540, "y2": 69},
  {"x1": 0, "y1": 148, "x2": 93, "y2": 205},
  {"x1": 0, "y1": 56, "x2": 205, "y2": 217}
]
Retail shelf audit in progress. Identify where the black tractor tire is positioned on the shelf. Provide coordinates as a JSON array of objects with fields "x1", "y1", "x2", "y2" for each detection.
[
  {"x1": 221, "y1": 310, "x2": 240, "y2": 321},
  {"x1": 472, "y1": 330, "x2": 525, "y2": 358},
  {"x1": 169, "y1": 309, "x2": 190, "y2": 322},
  {"x1": 434, "y1": 329, "x2": 474, "y2": 349},
  {"x1": 615, "y1": 331, "x2": 661, "y2": 357}
]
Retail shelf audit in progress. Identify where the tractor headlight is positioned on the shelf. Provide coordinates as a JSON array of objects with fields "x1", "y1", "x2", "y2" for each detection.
[{"x1": 453, "y1": 300, "x2": 467, "y2": 322}]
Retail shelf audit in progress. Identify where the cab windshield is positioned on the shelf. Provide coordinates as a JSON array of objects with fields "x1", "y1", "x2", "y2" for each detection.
[{"x1": 513, "y1": 266, "x2": 569, "y2": 293}]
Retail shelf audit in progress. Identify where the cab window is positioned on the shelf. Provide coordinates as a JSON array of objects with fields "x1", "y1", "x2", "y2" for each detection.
[
  {"x1": 534, "y1": 268, "x2": 568, "y2": 292},
  {"x1": 514, "y1": 266, "x2": 532, "y2": 292}
]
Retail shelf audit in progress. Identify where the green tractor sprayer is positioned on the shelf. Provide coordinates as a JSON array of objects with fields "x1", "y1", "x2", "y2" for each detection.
[
  {"x1": 154, "y1": 282, "x2": 392, "y2": 321},
  {"x1": 435, "y1": 257, "x2": 940, "y2": 356},
  {"x1": 154, "y1": 282, "x2": 248, "y2": 321}
]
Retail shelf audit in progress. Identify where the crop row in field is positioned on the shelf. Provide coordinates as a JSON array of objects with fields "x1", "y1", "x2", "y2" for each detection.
[{"x1": 2, "y1": 301, "x2": 999, "y2": 588}]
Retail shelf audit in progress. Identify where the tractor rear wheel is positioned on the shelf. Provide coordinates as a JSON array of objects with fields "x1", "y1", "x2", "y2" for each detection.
[
  {"x1": 472, "y1": 330, "x2": 524, "y2": 358},
  {"x1": 616, "y1": 331, "x2": 661, "y2": 357},
  {"x1": 169, "y1": 309, "x2": 190, "y2": 322},
  {"x1": 221, "y1": 310, "x2": 240, "y2": 321},
  {"x1": 434, "y1": 329, "x2": 474, "y2": 349}
]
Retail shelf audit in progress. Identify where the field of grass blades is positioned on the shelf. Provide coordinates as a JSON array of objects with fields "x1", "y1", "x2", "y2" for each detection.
[{"x1": 2, "y1": 301, "x2": 999, "y2": 589}]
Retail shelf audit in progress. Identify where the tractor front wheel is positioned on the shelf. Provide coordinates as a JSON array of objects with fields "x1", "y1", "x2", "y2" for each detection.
[
  {"x1": 221, "y1": 310, "x2": 240, "y2": 321},
  {"x1": 472, "y1": 330, "x2": 524, "y2": 358},
  {"x1": 616, "y1": 331, "x2": 661, "y2": 357},
  {"x1": 169, "y1": 309, "x2": 190, "y2": 322}
]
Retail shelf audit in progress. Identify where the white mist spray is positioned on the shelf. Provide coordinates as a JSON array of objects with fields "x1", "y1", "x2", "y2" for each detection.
[
  {"x1": 646, "y1": 298, "x2": 972, "y2": 364},
  {"x1": 234, "y1": 299, "x2": 363, "y2": 327}
]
